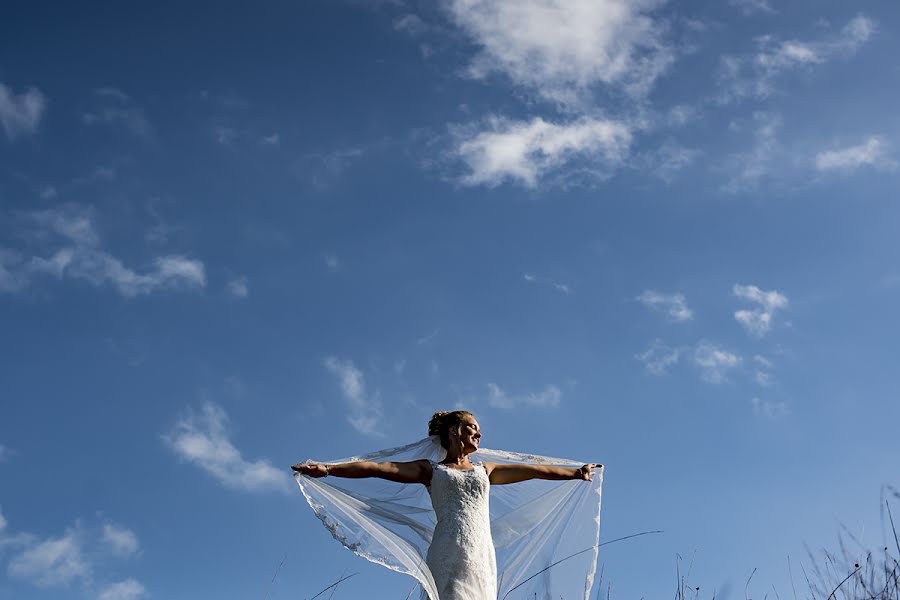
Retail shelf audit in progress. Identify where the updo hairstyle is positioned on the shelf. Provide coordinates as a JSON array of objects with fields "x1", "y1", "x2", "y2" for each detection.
[{"x1": 428, "y1": 410, "x2": 473, "y2": 449}]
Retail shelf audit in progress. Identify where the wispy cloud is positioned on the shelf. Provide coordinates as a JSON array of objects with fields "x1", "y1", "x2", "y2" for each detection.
[
  {"x1": 323, "y1": 356, "x2": 384, "y2": 435},
  {"x1": 722, "y1": 111, "x2": 781, "y2": 193},
  {"x1": 751, "y1": 397, "x2": 789, "y2": 419},
  {"x1": 635, "y1": 339, "x2": 684, "y2": 375},
  {"x1": 733, "y1": 284, "x2": 788, "y2": 338},
  {"x1": 444, "y1": 0, "x2": 672, "y2": 106},
  {"x1": 226, "y1": 275, "x2": 249, "y2": 298},
  {"x1": 2, "y1": 515, "x2": 146, "y2": 594},
  {"x1": 453, "y1": 116, "x2": 631, "y2": 188},
  {"x1": 0, "y1": 443, "x2": 9, "y2": 462},
  {"x1": 324, "y1": 254, "x2": 341, "y2": 272},
  {"x1": 523, "y1": 272, "x2": 572, "y2": 295},
  {"x1": 637, "y1": 290, "x2": 693, "y2": 321},
  {"x1": 98, "y1": 579, "x2": 147, "y2": 600},
  {"x1": 393, "y1": 13, "x2": 429, "y2": 36},
  {"x1": 0, "y1": 205, "x2": 205, "y2": 297},
  {"x1": 416, "y1": 328, "x2": 440, "y2": 346},
  {"x1": 815, "y1": 136, "x2": 895, "y2": 172},
  {"x1": 7, "y1": 526, "x2": 92, "y2": 588},
  {"x1": 298, "y1": 146, "x2": 368, "y2": 189},
  {"x1": 0, "y1": 82, "x2": 46, "y2": 140},
  {"x1": 717, "y1": 15, "x2": 875, "y2": 103},
  {"x1": 101, "y1": 523, "x2": 139, "y2": 558},
  {"x1": 641, "y1": 141, "x2": 700, "y2": 183},
  {"x1": 83, "y1": 88, "x2": 152, "y2": 138},
  {"x1": 163, "y1": 402, "x2": 291, "y2": 493},
  {"x1": 486, "y1": 382, "x2": 562, "y2": 409},
  {"x1": 693, "y1": 341, "x2": 741, "y2": 383},
  {"x1": 730, "y1": 0, "x2": 775, "y2": 15}
]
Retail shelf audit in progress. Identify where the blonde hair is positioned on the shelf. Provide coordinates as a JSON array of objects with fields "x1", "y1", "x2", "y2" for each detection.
[{"x1": 427, "y1": 410, "x2": 473, "y2": 449}]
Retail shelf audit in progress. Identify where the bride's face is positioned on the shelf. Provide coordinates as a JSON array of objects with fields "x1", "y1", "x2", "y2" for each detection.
[{"x1": 457, "y1": 415, "x2": 482, "y2": 452}]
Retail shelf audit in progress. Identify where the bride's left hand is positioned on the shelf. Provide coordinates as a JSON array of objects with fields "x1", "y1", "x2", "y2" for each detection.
[{"x1": 578, "y1": 464, "x2": 602, "y2": 481}]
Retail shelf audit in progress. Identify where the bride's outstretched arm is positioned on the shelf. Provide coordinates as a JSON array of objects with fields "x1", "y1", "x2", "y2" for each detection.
[
  {"x1": 484, "y1": 462, "x2": 601, "y2": 485},
  {"x1": 291, "y1": 459, "x2": 432, "y2": 484}
]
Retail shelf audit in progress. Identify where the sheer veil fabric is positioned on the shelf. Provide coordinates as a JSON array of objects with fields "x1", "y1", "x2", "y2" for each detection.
[{"x1": 295, "y1": 436, "x2": 603, "y2": 600}]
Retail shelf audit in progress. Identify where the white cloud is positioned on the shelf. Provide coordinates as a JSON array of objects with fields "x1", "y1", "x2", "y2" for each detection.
[
  {"x1": 693, "y1": 341, "x2": 741, "y2": 383},
  {"x1": 637, "y1": 290, "x2": 693, "y2": 321},
  {"x1": 454, "y1": 116, "x2": 631, "y2": 188},
  {"x1": 261, "y1": 132, "x2": 280, "y2": 146},
  {"x1": 815, "y1": 136, "x2": 895, "y2": 172},
  {"x1": 751, "y1": 397, "x2": 789, "y2": 419},
  {"x1": 635, "y1": 339, "x2": 683, "y2": 375},
  {"x1": 7, "y1": 527, "x2": 91, "y2": 588},
  {"x1": 98, "y1": 578, "x2": 147, "y2": 600},
  {"x1": 486, "y1": 383, "x2": 562, "y2": 409},
  {"x1": 444, "y1": 0, "x2": 672, "y2": 105},
  {"x1": 82, "y1": 88, "x2": 152, "y2": 138},
  {"x1": 324, "y1": 254, "x2": 341, "y2": 272},
  {"x1": 0, "y1": 506, "x2": 6, "y2": 531},
  {"x1": 0, "y1": 443, "x2": 8, "y2": 462},
  {"x1": 416, "y1": 328, "x2": 440, "y2": 346},
  {"x1": 394, "y1": 13, "x2": 428, "y2": 36},
  {"x1": 753, "y1": 354, "x2": 773, "y2": 368},
  {"x1": 717, "y1": 15, "x2": 875, "y2": 103},
  {"x1": 212, "y1": 125, "x2": 236, "y2": 146},
  {"x1": 323, "y1": 357, "x2": 384, "y2": 435},
  {"x1": 754, "y1": 370, "x2": 772, "y2": 386},
  {"x1": 1, "y1": 206, "x2": 206, "y2": 297},
  {"x1": 163, "y1": 402, "x2": 291, "y2": 493},
  {"x1": 730, "y1": 0, "x2": 775, "y2": 15},
  {"x1": 0, "y1": 82, "x2": 46, "y2": 140},
  {"x1": 523, "y1": 272, "x2": 572, "y2": 295},
  {"x1": 101, "y1": 524, "x2": 139, "y2": 558},
  {"x1": 643, "y1": 141, "x2": 700, "y2": 183},
  {"x1": 226, "y1": 275, "x2": 249, "y2": 298},
  {"x1": 733, "y1": 284, "x2": 788, "y2": 338},
  {"x1": 722, "y1": 112, "x2": 780, "y2": 193}
]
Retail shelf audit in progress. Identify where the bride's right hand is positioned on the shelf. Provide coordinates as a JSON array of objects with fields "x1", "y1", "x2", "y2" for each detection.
[{"x1": 291, "y1": 463, "x2": 328, "y2": 477}]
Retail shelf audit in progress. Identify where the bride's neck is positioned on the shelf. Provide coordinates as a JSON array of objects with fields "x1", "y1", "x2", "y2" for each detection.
[{"x1": 443, "y1": 446, "x2": 471, "y2": 464}]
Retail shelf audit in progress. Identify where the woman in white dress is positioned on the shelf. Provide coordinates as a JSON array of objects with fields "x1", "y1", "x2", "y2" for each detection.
[{"x1": 292, "y1": 410, "x2": 600, "y2": 600}]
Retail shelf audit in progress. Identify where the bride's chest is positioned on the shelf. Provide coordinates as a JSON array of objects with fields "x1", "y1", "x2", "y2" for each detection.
[{"x1": 429, "y1": 466, "x2": 489, "y2": 505}]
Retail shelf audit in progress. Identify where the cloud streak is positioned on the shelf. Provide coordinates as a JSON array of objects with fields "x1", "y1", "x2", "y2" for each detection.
[
  {"x1": 444, "y1": 0, "x2": 672, "y2": 105},
  {"x1": 733, "y1": 283, "x2": 788, "y2": 338},
  {"x1": 0, "y1": 82, "x2": 46, "y2": 140},
  {"x1": 486, "y1": 383, "x2": 562, "y2": 409},
  {"x1": 7, "y1": 527, "x2": 91, "y2": 588},
  {"x1": 637, "y1": 290, "x2": 693, "y2": 321},
  {"x1": 635, "y1": 339, "x2": 684, "y2": 375},
  {"x1": 0, "y1": 205, "x2": 205, "y2": 297},
  {"x1": 693, "y1": 341, "x2": 741, "y2": 383},
  {"x1": 453, "y1": 116, "x2": 631, "y2": 188},
  {"x1": 815, "y1": 136, "x2": 895, "y2": 172},
  {"x1": 717, "y1": 15, "x2": 875, "y2": 103},
  {"x1": 163, "y1": 402, "x2": 291, "y2": 493},
  {"x1": 524, "y1": 272, "x2": 572, "y2": 295},
  {"x1": 324, "y1": 356, "x2": 384, "y2": 435},
  {"x1": 98, "y1": 579, "x2": 148, "y2": 600}
]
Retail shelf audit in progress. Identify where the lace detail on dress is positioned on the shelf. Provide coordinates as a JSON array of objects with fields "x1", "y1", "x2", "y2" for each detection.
[{"x1": 425, "y1": 461, "x2": 497, "y2": 600}]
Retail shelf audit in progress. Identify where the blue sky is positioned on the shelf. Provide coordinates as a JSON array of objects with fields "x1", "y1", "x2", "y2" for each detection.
[{"x1": 2, "y1": 1, "x2": 900, "y2": 599}]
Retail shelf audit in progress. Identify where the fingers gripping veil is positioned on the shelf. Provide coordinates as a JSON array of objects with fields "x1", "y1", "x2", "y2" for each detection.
[{"x1": 294, "y1": 436, "x2": 603, "y2": 600}]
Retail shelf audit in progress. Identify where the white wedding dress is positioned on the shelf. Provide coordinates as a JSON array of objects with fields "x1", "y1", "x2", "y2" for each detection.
[
  {"x1": 295, "y1": 436, "x2": 603, "y2": 600},
  {"x1": 425, "y1": 461, "x2": 497, "y2": 599}
]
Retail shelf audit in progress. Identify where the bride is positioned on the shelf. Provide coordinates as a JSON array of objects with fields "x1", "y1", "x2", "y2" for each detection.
[{"x1": 292, "y1": 410, "x2": 602, "y2": 600}]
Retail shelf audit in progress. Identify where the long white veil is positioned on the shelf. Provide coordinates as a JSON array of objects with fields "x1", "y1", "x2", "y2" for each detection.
[{"x1": 295, "y1": 436, "x2": 603, "y2": 600}]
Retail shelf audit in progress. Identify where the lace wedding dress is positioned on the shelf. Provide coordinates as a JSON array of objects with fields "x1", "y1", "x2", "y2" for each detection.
[
  {"x1": 295, "y1": 437, "x2": 602, "y2": 600},
  {"x1": 425, "y1": 461, "x2": 497, "y2": 599}
]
